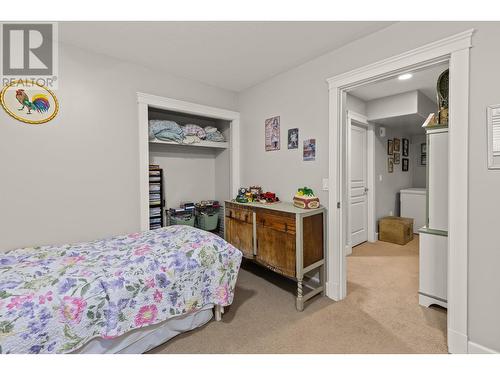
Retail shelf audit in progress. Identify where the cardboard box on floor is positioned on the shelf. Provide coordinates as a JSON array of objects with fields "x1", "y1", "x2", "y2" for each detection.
[{"x1": 379, "y1": 217, "x2": 414, "y2": 245}]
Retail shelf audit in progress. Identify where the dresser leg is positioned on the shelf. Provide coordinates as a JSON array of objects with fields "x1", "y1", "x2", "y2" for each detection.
[{"x1": 296, "y1": 278, "x2": 304, "y2": 311}]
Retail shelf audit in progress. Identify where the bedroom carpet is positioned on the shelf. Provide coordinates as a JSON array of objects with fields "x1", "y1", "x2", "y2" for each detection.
[{"x1": 149, "y1": 236, "x2": 447, "y2": 354}]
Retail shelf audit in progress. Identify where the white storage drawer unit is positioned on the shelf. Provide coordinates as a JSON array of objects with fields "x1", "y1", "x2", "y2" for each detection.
[
  {"x1": 419, "y1": 230, "x2": 447, "y2": 308},
  {"x1": 400, "y1": 188, "x2": 426, "y2": 233}
]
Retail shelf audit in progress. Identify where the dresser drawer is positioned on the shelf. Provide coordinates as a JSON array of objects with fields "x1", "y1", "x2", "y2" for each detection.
[
  {"x1": 225, "y1": 207, "x2": 253, "y2": 224},
  {"x1": 255, "y1": 210, "x2": 296, "y2": 235}
]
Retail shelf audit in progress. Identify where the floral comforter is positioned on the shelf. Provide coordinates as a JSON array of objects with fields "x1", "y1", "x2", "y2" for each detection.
[{"x1": 0, "y1": 226, "x2": 242, "y2": 354}]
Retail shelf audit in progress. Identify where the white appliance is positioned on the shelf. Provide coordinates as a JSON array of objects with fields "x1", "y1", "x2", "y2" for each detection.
[
  {"x1": 419, "y1": 126, "x2": 448, "y2": 309},
  {"x1": 400, "y1": 188, "x2": 426, "y2": 233}
]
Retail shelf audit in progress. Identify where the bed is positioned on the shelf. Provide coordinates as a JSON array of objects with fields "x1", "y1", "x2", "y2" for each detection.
[{"x1": 0, "y1": 225, "x2": 242, "y2": 354}]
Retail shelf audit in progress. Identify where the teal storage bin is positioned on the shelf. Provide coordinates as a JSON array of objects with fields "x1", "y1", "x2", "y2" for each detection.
[
  {"x1": 170, "y1": 214, "x2": 195, "y2": 227},
  {"x1": 196, "y1": 211, "x2": 219, "y2": 231}
]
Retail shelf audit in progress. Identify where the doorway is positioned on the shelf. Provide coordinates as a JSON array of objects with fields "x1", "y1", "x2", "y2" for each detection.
[
  {"x1": 346, "y1": 112, "x2": 376, "y2": 255},
  {"x1": 326, "y1": 29, "x2": 473, "y2": 353},
  {"x1": 349, "y1": 122, "x2": 368, "y2": 248}
]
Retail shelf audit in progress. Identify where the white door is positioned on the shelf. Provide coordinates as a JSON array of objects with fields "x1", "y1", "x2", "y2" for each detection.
[{"x1": 349, "y1": 123, "x2": 368, "y2": 249}]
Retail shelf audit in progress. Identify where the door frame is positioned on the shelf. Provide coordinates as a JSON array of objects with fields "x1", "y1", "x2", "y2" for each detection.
[
  {"x1": 346, "y1": 111, "x2": 376, "y2": 256},
  {"x1": 326, "y1": 29, "x2": 473, "y2": 354}
]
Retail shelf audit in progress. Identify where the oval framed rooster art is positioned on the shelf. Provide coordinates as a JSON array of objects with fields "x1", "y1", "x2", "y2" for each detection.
[{"x1": 0, "y1": 80, "x2": 59, "y2": 124}]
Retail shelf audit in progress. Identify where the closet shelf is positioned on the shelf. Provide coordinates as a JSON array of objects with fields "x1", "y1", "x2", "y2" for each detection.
[{"x1": 149, "y1": 139, "x2": 229, "y2": 149}]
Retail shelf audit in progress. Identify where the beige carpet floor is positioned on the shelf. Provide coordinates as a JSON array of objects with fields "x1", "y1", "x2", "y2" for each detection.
[{"x1": 149, "y1": 236, "x2": 447, "y2": 354}]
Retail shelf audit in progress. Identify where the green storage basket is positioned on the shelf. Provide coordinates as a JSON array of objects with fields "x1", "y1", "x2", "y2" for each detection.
[
  {"x1": 196, "y1": 211, "x2": 219, "y2": 231},
  {"x1": 170, "y1": 214, "x2": 195, "y2": 227}
]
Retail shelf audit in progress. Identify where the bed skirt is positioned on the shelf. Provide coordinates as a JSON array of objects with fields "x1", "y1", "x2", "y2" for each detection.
[{"x1": 73, "y1": 305, "x2": 214, "y2": 354}]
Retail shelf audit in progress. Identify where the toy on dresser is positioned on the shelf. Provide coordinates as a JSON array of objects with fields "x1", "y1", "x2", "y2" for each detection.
[
  {"x1": 293, "y1": 187, "x2": 320, "y2": 209},
  {"x1": 234, "y1": 186, "x2": 279, "y2": 204}
]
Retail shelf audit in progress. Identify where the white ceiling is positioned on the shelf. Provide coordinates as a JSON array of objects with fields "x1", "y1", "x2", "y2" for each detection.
[
  {"x1": 59, "y1": 21, "x2": 394, "y2": 92},
  {"x1": 349, "y1": 62, "x2": 449, "y2": 102}
]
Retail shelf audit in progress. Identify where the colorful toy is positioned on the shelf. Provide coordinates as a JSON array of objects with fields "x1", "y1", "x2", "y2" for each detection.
[
  {"x1": 236, "y1": 187, "x2": 249, "y2": 203},
  {"x1": 234, "y1": 186, "x2": 279, "y2": 204},
  {"x1": 293, "y1": 187, "x2": 320, "y2": 209}
]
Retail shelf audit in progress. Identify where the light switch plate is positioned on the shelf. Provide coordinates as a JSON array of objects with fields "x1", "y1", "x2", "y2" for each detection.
[{"x1": 322, "y1": 178, "x2": 329, "y2": 191}]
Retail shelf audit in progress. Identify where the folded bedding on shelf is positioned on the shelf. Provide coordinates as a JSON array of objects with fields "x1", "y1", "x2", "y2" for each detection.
[
  {"x1": 149, "y1": 120, "x2": 185, "y2": 142},
  {"x1": 205, "y1": 130, "x2": 225, "y2": 142},
  {"x1": 182, "y1": 135, "x2": 201, "y2": 144},
  {"x1": 182, "y1": 124, "x2": 206, "y2": 139},
  {"x1": 204, "y1": 126, "x2": 218, "y2": 133}
]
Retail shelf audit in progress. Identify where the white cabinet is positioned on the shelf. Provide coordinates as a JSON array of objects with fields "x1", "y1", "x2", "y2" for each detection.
[
  {"x1": 400, "y1": 188, "x2": 426, "y2": 233},
  {"x1": 419, "y1": 230, "x2": 447, "y2": 308},
  {"x1": 419, "y1": 125, "x2": 448, "y2": 309},
  {"x1": 427, "y1": 129, "x2": 448, "y2": 231}
]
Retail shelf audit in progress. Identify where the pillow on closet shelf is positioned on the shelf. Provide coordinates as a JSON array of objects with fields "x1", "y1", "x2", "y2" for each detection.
[
  {"x1": 182, "y1": 124, "x2": 206, "y2": 139},
  {"x1": 149, "y1": 120, "x2": 185, "y2": 142},
  {"x1": 183, "y1": 135, "x2": 201, "y2": 144},
  {"x1": 204, "y1": 126, "x2": 218, "y2": 133},
  {"x1": 205, "y1": 130, "x2": 225, "y2": 142}
]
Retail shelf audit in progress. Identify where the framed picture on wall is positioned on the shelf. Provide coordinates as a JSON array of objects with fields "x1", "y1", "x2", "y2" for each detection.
[
  {"x1": 421, "y1": 154, "x2": 427, "y2": 165},
  {"x1": 265, "y1": 116, "x2": 280, "y2": 151},
  {"x1": 388, "y1": 157, "x2": 394, "y2": 173},
  {"x1": 421, "y1": 143, "x2": 427, "y2": 154},
  {"x1": 402, "y1": 138, "x2": 409, "y2": 157},
  {"x1": 288, "y1": 128, "x2": 299, "y2": 149},
  {"x1": 303, "y1": 139, "x2": 316, "y2": 161},
  {"x1": 393, "y1": 152, "x2": 400, "y2": 164},
  {"x1": 402, "y1": 158, "x2": 409, "y2": 171},
  {"x1": 393, "y1": 138, "x2": 401, "y2": 152},
  {"x1": 387, "y1": 139, "x2": 393, "y2": 155}
]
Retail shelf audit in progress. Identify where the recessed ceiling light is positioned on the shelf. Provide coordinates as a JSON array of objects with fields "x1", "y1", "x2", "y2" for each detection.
[{"x1": 398, "y1": 73, "x2": 413, "y2": 80}]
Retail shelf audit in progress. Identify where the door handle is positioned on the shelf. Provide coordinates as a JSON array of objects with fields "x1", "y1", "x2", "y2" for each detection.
[{"x1": 364, "y1": 187, "x2": 369, "y2": 194}]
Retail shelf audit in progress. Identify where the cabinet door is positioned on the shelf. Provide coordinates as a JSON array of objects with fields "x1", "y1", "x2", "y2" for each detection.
[
  {"x1": 256, "y1": 225, "x2": 296, "y2": 278},
  {"x1": 225, "y1": 217, "x2": 254, "y2": 258}
]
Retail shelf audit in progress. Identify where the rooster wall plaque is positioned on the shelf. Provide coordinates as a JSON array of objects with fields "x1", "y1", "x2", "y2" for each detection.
[{"x1": 1, "y1": 80, "x2": 59, "y2": 124}]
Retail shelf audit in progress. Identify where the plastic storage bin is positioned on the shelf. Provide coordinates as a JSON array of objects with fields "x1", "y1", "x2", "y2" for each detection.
[
  {"x1": 196, "y1": 211, "x2": 219, "y2": 231},
  {"x1": 169, "y1": 214, "x2": 195, "y2": 227}
]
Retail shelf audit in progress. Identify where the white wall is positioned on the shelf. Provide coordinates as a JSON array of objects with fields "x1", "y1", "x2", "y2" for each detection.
[
  {"x1": 0, "y1": 41, "x2": 237, "y2": 251},
  {"x1": 366, "y1": 90, "x2": 436, "y2": 122},
  {"x1": 237, "y1": 21, "x2": 500, "y2": 352},
  {"x1": 374, "y1": 126, "x2": 413, "y2": 227},
  {"x1": 149, "y1": 145, "x2": 217, "y2": 208}
]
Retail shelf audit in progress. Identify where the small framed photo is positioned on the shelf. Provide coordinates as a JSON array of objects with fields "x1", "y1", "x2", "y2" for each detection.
[
  {"x1": 288, "y1": 128, "x2": 299, "y2": 149},
  {"x1": 402, "y1": 138, "x2": 409, "y2": 157},
  {"x1": 303, "y1": 139, "x2": 316, "y2": 161},
  {"x1": 421, "y1": 154, "x2": 427, "y2": 166},
  {"x1": 402, "y1": 158, "x2": 409, "y2": 171},
  {"x1": 393, "y1": 138, "x2": 401, "y2": 152},
  {"x1": 265, "y1": 116, "x2": 280, "y2": 151},
  {"x1": 388, "y1": 157, "x2": 394, "y2": 173},
  {"x1": 421, "y1": 143, "x2": 427, "y2": 154},
  {"x1": 387, "y1": 139, "x2": 393, "y2": 155},
  {"x1": 393, "y1": 152, "x2": 400, "y2": 164}
]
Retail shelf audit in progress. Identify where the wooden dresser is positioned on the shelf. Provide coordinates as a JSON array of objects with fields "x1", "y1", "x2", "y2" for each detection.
[{"x1": 224, "y1": 200, "x2": 326, "y2": 311}]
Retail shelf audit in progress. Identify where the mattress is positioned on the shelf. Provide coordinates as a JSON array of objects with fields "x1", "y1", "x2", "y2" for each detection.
[{"x1": 73, "y1": 305, "x2": 213, "y2": 354}]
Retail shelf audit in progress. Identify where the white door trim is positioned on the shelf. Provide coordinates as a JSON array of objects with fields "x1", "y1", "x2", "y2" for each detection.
[
  {"x1": 326, "y1": 29, "x2": 473, "y2": 354},
  {"x1": 346, "y1": 110, "x2": 376, "y2": 254},
  {"x1": 136, "y1": 92, "x2": 240, "y2": 232}
]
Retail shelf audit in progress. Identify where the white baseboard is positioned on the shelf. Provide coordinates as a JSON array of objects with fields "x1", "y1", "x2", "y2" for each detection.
[
  {"x1": 468, "y1": 341, "x2": 500, "y2": 354},
  {"x1": 326, "y1": 281, "x2": 341, "y2": 301},
  {"x1": 448, "y1": 329, "x2": 468, "y2": 354}
]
